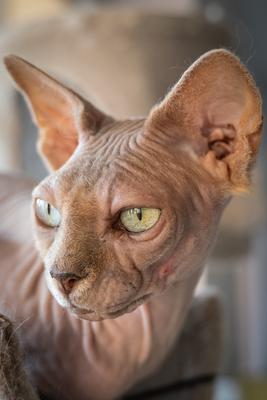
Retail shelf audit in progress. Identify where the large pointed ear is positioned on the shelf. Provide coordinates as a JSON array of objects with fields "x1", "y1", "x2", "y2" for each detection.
[
  {"x1": 4, "y1": 55, "x2": 111, "y2": 171},
  {"x1": 145, "y1": 49, "x2": 263, "y2": 192}
]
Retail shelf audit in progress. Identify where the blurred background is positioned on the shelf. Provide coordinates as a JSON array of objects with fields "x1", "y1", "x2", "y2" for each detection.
[{"x1": 0, "y1": 1, "x2": 266, "y2": 399}]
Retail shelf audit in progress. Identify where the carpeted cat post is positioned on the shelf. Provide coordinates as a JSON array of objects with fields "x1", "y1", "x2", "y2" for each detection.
[{"x1": 0, "y1": 314, "x2": 39, "y2": 400}]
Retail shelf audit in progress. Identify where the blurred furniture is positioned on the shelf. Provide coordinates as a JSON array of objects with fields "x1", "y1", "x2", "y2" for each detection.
[{"x1": 240, "y1": 378, "x2": 267, "y2": 400}]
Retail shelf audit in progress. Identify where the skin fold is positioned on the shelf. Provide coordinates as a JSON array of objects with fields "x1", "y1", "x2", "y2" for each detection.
[{"x1": 0, "y1": 49, "x2": 263, "y2": 399}]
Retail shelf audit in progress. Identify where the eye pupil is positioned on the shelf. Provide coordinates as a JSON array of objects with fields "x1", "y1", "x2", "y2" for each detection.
[
  {"x1": 47, "y1": 203, "x2": 51, "y2": 215},
  {"x1": 136, "y1": 208, "x2": 142, "y2": 221}
]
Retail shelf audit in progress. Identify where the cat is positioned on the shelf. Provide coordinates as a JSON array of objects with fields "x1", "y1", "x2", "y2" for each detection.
[{"x1": 0, "y1": 49, "x2": 262, "y2": 399}]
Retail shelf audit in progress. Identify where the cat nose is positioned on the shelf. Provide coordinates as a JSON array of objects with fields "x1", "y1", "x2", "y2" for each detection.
[{"x1": 50, "y1": 271, "x2": 81, "y2": 295}]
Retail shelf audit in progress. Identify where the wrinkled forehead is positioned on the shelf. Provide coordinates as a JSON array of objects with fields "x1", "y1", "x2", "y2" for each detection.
[
  {"x1": 38, "y1": 118, "x2": 213, "y2": 213},
  {"x1": 59, "y1": 119, "x2": 149, "y2": 188}
]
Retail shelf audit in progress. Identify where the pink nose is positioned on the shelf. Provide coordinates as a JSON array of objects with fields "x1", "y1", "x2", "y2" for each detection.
[{"x1": 50, "y1": 271, "x2": 81, "y2": 295}]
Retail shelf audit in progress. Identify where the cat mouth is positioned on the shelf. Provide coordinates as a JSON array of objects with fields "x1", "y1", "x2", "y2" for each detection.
[{"x1": 70, "y1": 293, "x2": 152, "y2": 320}]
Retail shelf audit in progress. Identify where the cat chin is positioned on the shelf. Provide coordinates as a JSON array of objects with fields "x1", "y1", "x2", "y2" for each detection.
[
  {"x1": 69, "y1": 309, "x2": 105, "y2": 321},
  {"x1": 70, "y1": 307, "x2": 134, "y2": 321},
  {"x1": 69, "y1": 293, "x2": 152, "y2": 321}
]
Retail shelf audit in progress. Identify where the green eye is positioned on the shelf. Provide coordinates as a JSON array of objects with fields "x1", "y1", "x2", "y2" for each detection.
[
  {"x1": 35, "y1": 199, "x2": 61, "y2": 228},
  {"x1": 120, "y1": 208, "x2": 161, "y2": 233}
]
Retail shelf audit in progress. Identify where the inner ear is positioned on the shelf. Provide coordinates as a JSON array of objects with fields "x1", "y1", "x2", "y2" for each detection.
[
  {"x1": 146, "y1": 49, "x2": 263, "y2": 192},
  {"x1": 202, "y1": 124, "x2": 236, "y2": 160},
  {"x1": 4, "y1": 55, "x2": 110, "y2": 171}
]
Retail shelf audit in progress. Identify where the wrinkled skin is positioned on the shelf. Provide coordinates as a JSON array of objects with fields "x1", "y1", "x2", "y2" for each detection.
[{"x1": 0, "y1": 50, "x2": 263, "y2": 399}]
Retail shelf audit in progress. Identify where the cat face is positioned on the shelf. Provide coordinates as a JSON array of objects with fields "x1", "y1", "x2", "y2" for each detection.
[
  {"x1": 31, "y1": 118, "x2": 223, "y2": 320},
  {"x1": 5, "y1": 50, "x2": 262, "y2": 320}
]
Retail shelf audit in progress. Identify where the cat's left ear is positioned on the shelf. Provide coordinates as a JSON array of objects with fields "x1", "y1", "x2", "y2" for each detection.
[
  {"x1": 145, "y1": 49, "x2": 263, "y2": 192},
  {"x1": 4, "y1": 55, "x2": 111, "y2": 171}
]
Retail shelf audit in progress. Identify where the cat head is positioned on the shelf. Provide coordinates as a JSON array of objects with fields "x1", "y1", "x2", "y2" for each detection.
[{"x1": 4, "y1": 50, "x2": 262, "y2": 320}]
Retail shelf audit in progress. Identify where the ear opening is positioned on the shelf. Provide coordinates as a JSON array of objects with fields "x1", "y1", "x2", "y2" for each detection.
[
  {"x1": 4, "y1": 55, "x2": 110, "y2": 171},
  {"x1": 145, "y1": 49, "x2": 263, "y2": 193}
]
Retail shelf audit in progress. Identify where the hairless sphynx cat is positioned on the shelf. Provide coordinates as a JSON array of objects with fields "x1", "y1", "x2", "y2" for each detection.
[{"x1": 0, "y1": 49, "x2": 263, "y2": 399}]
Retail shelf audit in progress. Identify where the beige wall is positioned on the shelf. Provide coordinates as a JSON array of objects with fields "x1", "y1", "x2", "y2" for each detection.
[{"x1": 1, "y1": 0, "x2": 70, "y2": 24}]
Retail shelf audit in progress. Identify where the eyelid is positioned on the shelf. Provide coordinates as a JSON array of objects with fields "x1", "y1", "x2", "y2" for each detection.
[
  {"x1": 110, "y1": 191, "x2": 162, "y2": 216},
  {"x1": 32, "y1": 183, "x2": 57, "y2": 205}
]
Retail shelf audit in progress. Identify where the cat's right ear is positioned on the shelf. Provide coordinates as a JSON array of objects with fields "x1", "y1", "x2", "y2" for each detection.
[
  {"x1": 145, "y1": 50, "x2": 263, "y2": 193},
  {"x1": 4, "y1": 55, "x2": 111, "y2": 171}
]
